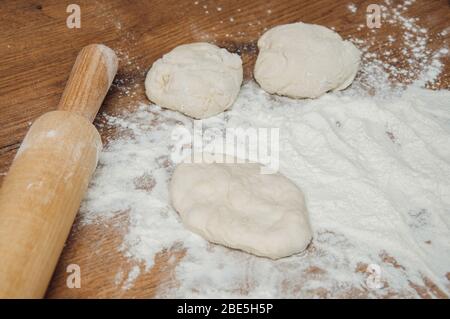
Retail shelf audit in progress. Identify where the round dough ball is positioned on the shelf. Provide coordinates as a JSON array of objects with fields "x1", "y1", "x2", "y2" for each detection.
[
  {"x1": 145, "y1": 42, "x2": 243, "y2": 119},
  {"x1": 170, "y1": 157, "x2": 312, "y2": 259},
  {"x1": 254, "y1": 22, "x2": 361, "y2": 99}
]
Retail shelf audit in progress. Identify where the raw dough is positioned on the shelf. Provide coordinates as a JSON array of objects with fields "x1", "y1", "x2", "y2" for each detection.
[
  {"x1": 170, "y1": 157, "x2": 312, "y2": 259},
  {"x1": 254, "y1": 22, "x2": 361, "y2": 98},
  {"x1": 145, "y1": 42, "x2": 243, "y2": 119}
]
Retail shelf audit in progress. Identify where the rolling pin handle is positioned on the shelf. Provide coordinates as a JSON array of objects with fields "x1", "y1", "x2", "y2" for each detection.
[{"x1": 58, "y1": 44, "x2": 119, "y2": 122}]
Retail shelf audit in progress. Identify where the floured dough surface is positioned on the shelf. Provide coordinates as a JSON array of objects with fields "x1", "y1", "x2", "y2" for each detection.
[
  {"x1": 170, "y1": 158, "x2": 313, "y2": 259},
  {"x1": 145, "y1": 42, "x2": 243, "y2": 119},
  {"x1": 254, "y1": 22, "x2": 361, "y2": 98}
]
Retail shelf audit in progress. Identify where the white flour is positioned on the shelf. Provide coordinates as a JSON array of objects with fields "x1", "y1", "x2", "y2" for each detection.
[
  {"x1": 79, "y1": 0, "x2": 450, "y2": 297},
  {"x1": 82, "y1": 81, "x2": 450, "y2": 298}
]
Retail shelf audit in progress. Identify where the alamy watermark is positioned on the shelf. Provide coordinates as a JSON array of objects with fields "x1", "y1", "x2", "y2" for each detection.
[
  {"x1": 171, "y1": 120, "x2": 280, "y2": 174},
  {"x1": 366, "y1": 4, "x2": 382, "y2": 29},
  {"x1": 66, "y1": 263, "x2": 81, "y2": 289},
  {"x1": 365, "y1": 263, "x2": 383, "y2": 289},
  {"x1": 66, "y1": 4, "x2": 81, "y2": 29}
]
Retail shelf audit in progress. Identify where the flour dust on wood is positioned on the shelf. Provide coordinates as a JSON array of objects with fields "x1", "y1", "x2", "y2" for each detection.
[{"x1": 80, "y1": 0, "x2": 450, "y2": 297}]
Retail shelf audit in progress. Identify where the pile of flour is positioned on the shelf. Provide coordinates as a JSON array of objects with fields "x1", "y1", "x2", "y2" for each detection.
[
  {"x1": 80, "y1": 0, "x2": 450, "y2": 297},
  {"x1": 82, "y1": 82, "x2": 450, "y2": 298}
]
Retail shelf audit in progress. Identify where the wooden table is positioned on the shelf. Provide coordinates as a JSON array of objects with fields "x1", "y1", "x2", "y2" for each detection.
[{"x1": 0, "y1": 0, "x2": 449, "y2": 298}]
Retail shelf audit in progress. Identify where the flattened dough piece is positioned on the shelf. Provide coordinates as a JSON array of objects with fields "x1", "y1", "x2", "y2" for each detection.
[
  {"x1": 170, "y1": 158, "x2": 312, "y2": 259},
  {"x1": 145, "y1": 42, "x2": 243, "y2": 119},
  {"x1": 254, "y1": 22, "x2": 361, "y2": 99}
]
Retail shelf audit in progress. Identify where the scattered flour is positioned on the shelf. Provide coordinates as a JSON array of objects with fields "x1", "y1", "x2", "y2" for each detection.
[
  {"x1": 348, "y1": 0, "x2": 448, "y2": 95},
  {"x1": 122, "y1": 265, "x2": 141, "y2": 290},
  {"x1": 79, "y1": 0, "x2": 450, "y2": 297},
  {"x1": 81, "y1": 81, "x2": 450, "y2": 297},
  {"x1": 347, "y1": 3, "x2": 357, "y2": 14}
]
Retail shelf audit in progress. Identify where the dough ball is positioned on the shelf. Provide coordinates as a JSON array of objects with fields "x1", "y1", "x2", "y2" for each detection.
[
  {"x1": 145, "y1": 42, "x2": 243, "y2": 119},
  {"x1": 170, "y1": 157, "x2": 312, "y2": 259},
  {"x1": 254, "y1": 22, "x2": 361, "y2": 98}
]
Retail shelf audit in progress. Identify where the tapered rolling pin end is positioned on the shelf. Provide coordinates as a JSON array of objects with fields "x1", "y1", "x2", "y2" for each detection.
[
  {"x1": 58, "y1": 44, "x2": 119, "y2": 122},
  {"x1": 92, "y1": 44, "x2": 119, "y2": 86},
  {"x1": 0, "y1": 44, "x2": 118, "y2": 298}
]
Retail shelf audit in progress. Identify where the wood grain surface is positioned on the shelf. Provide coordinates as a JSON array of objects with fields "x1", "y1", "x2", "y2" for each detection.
[{"x1": 0, "y1": 0, "x2": 449, "y2": 298}]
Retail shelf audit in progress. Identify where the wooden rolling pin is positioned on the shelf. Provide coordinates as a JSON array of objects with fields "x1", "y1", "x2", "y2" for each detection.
[{"x1": 0, "y1": 44, "x2": 118, "y2": 298}]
